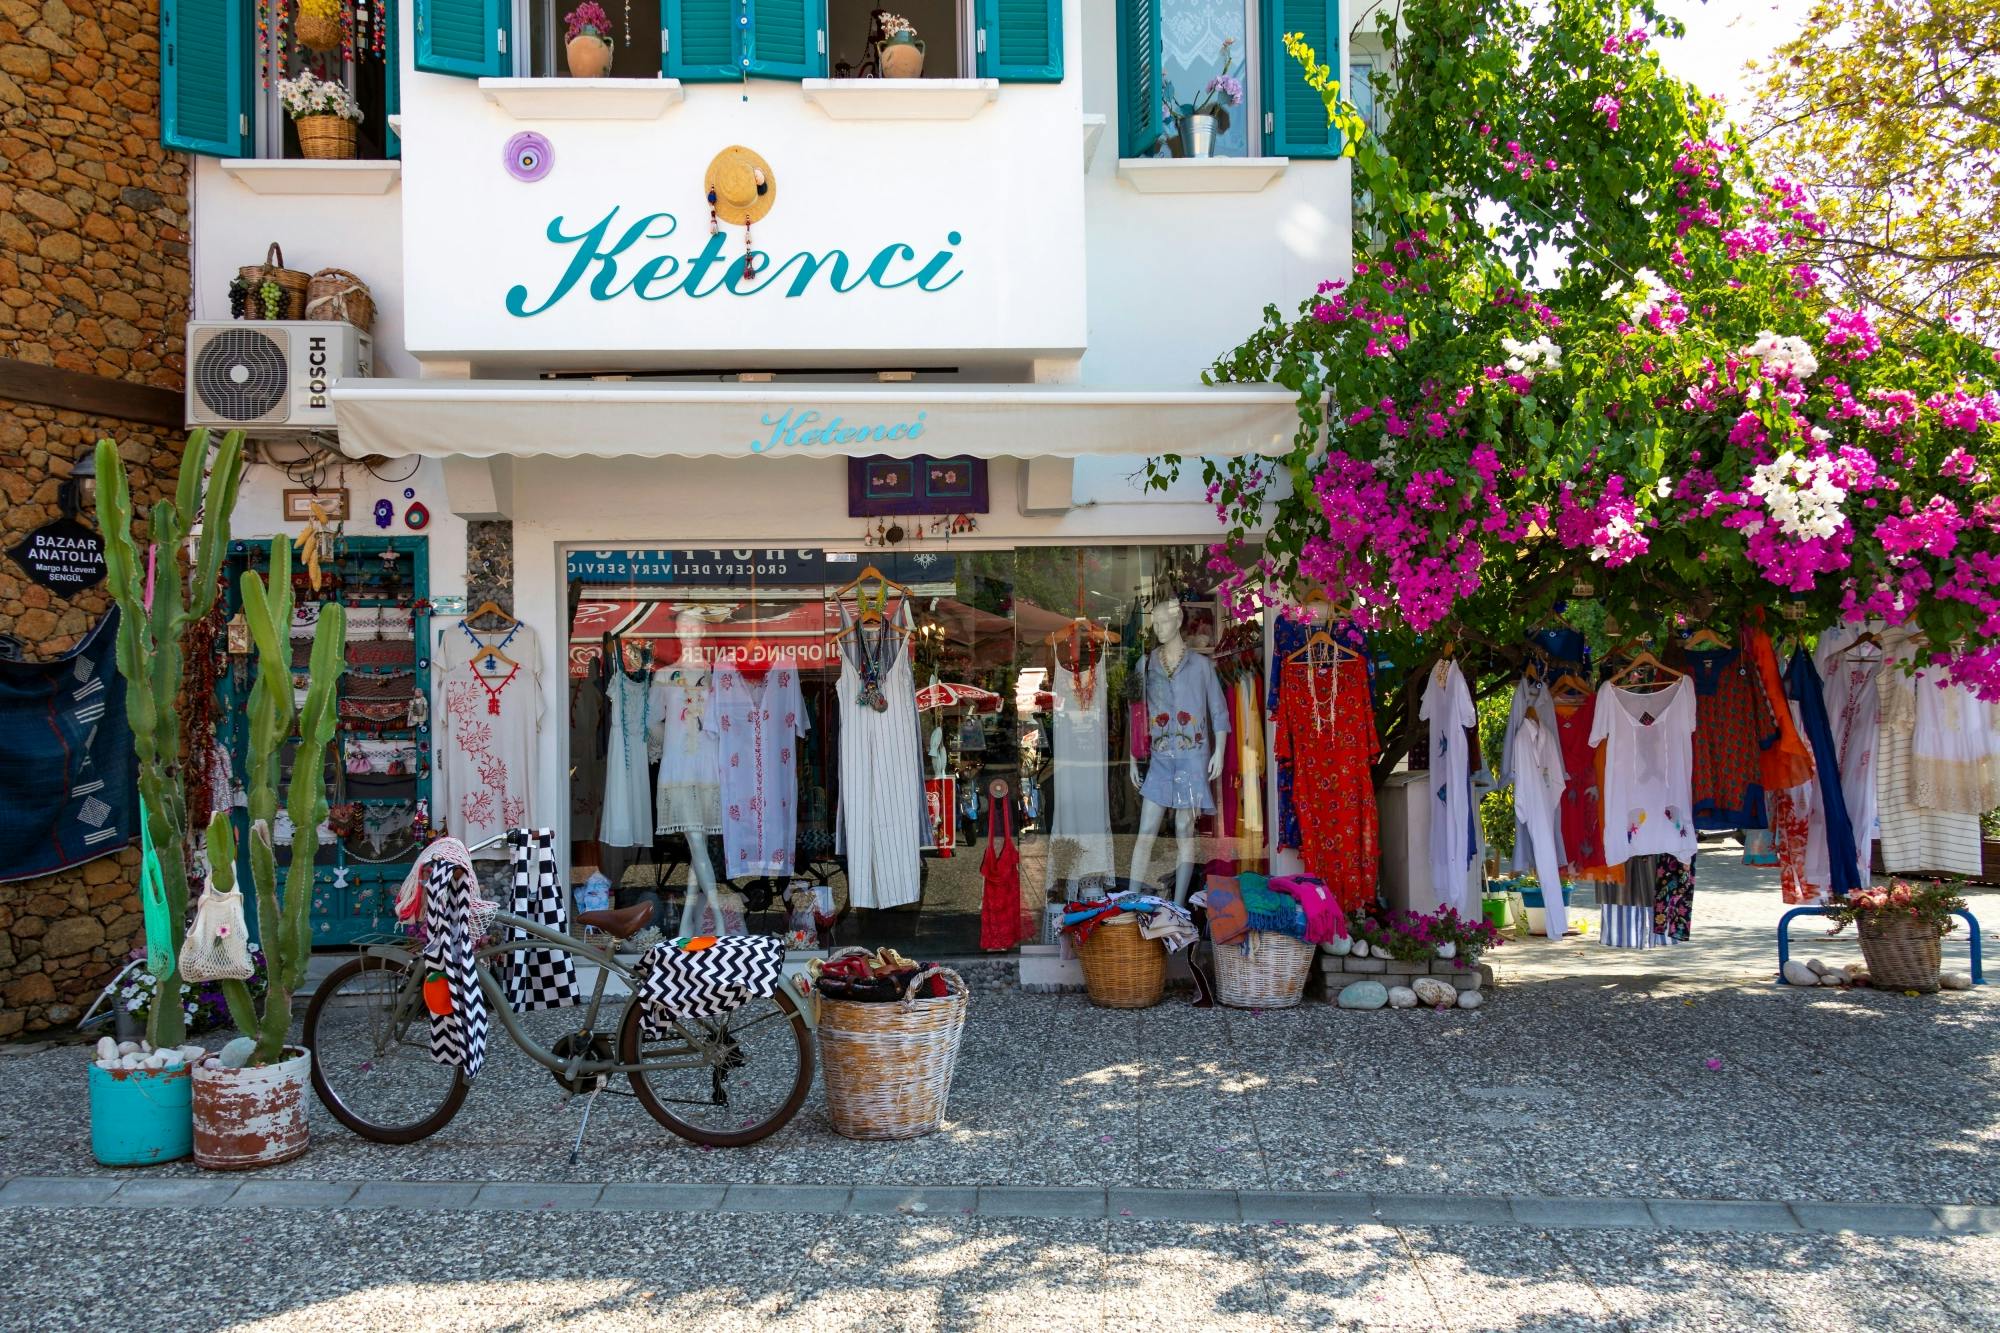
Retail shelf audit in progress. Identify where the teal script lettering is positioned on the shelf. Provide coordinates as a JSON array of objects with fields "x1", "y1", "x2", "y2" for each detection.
[
  {"x1": 505, "y1": 209, "x2": 965, "y2": 317},
  {"x1": 752, "y1": 409, "x2": 927, "y2": 455}
]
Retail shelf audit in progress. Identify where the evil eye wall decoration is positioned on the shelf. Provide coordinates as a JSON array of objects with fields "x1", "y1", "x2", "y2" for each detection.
[
  {"x1": 405, "y1": 501, "x2": 430, "y2": 530},
  {"x1": 504, "y1": 131, "x2": 554, "y2": 184},
  {"x1": 373, "y1": 499, "x2": 394, "y2": 529}
]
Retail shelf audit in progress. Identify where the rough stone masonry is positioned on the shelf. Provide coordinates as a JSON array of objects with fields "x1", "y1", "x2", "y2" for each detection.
[{"x1": 0, "y1": 0, "x2": 188, "y2": 1034}]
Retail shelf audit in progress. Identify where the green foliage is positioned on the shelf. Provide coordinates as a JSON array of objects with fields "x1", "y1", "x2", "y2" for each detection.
[
  {"x1": 93, "y1": 430, "x2": 246, "y2": 1049},
  {"x1": 215, "y1": 539, "x2": 346, "y2": 1066}
]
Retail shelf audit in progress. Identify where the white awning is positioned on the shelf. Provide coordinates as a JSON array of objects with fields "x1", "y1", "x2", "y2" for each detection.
[{"x1": 328, "y1": 379, "x2": 1301, "y2": 461}]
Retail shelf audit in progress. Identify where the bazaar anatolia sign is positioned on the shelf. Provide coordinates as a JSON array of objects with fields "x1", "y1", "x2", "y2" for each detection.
[{"x1": 8, "y1": 515, "x2": 106, "y2": 593}]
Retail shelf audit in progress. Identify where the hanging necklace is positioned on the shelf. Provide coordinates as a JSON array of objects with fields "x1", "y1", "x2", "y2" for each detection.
[
  {"x1": 1301, "y1": 640, "x2": 1340, "y2": 733},
  {"x1": 855, "y1": 622, "x2": 892, "y2": 713},
  {"x1": 1069, "y1": 636, "x2": 1097, "y2": 709},
  {"x1": 472, "y1": 661, "x2": 518, "y2": 716}
]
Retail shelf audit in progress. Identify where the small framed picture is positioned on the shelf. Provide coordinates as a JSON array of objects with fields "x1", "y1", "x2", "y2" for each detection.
[{"x1": 283, "y1": 488, "x2": 349, "y2": 522}]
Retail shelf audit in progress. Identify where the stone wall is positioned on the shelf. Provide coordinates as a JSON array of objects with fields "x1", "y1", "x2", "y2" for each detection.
[{"x1": 0, "y1": 0, "x2": 189, "y2": 1036}]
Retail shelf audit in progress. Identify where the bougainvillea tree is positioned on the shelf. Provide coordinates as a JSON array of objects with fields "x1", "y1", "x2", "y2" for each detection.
[{"x1": 1179, "y1": 0, "x2": 2000, "y2": 762}]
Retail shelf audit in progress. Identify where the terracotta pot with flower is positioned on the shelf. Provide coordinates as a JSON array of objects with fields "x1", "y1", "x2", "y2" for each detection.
[
  {"x1": 279, "y1": 71, "x2": 363, "y2": 160},
  {"x1": 565, "y1": 2, "x2": 616, "y2": 77},
  {"x1": 1826, "y1": 879, "x2": 1967, "y2": 993}
]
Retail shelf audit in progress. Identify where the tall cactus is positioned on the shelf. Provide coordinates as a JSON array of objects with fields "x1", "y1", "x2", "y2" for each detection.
[
  {"x1": 212, "y1": 538, "x2": 345, "y2": 1065},
  {"x1": 94, "y1": 429, "x2": 246, "y2": 1049}
]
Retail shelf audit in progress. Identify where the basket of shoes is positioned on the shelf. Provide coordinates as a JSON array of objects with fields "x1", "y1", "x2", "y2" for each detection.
[{"x1": 811, "y1": 947, "x2": 968, "y2": 1141}]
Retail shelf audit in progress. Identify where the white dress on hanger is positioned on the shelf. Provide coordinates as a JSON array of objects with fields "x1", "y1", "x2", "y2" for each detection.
[
  {"x1": 435, "y1": 649, "x2": 541, "y2": 858},
  {"x1": 1815, "y1": 631, "x2": 1882, "y2": 889},
  {"x1": 1504, "y1": 713, "x2": 1570, "y2": 939},
  {"x1": 598, "y1": 669, "x2": 653, "y2": 847},
  {"x1": 1589, "y1": 676, "x2": 1698, "y2": 865},
  {"x1": 1877, "y1": 639, "x2": 1983, "y2": 877},
  {"x1": 1044, "y1": 661, "x2": 1114, "y2": 895},
  {"x1": 647, "y1": 669, "x2": 722, "y2": 835},
  {"x1": 835, "y1": 603, "x2": 928, "y2": 910},
  {"x1": 1501, "y1": 676, "x2": 1567, "y2": 875},
  {"x1": 1420, "y1": 660, "x2": 1478, "y2": 913},
  {"x1": 712, "y1": 655, "x2": 808, "y2": 878}
]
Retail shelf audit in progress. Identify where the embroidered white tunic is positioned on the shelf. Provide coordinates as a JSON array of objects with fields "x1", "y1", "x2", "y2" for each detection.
[{"x1": 712, "y1": 654, "x2": 808, "y2": 878}]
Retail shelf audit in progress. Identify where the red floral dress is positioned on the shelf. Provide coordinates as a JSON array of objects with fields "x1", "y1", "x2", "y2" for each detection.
[{"x1": 1273, "y1": 656, "x2": 1378, "y2": 910}]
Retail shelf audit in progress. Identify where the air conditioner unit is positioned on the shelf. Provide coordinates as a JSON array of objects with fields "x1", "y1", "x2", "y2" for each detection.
[{"x1": 185, "y1": 321, "x2": 373, "y2": 435}]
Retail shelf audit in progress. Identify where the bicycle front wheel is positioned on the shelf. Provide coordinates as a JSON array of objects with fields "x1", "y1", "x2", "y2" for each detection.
[
  {"x1": 304, "y1": 954, "x2": 468, "y2": 1144},
  {"x1": 618, "y1": 984, "x2": 813, "y2": 1147}
]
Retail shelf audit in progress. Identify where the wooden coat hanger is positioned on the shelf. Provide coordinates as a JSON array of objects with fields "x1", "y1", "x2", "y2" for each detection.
[
  {"x1": 1831, "y1": 629, "x2": 1883, "y2": 659},
  {"x1": 1684, "y1": 628, "x2": 1731, "y2": 650},
  {"x1": 1550, "y1": 671, "x2": 1594, "y2": 702},
  {"x1": 1288, "y1": 628, "x2": 1361, "y2": 664},
  {"x1": 1608, "y1": 649, "x2": 1684, "y2": 691},
  {"x1": 472, "y1": 643, "x2": 519, "y2": 673},
  {"x1": 464, "y1": 600, "x2": 518, "y2": 629}
]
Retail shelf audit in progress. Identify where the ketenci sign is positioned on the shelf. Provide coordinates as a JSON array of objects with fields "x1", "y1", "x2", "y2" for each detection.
[{"x1": 505, "y1": 208, "x2": 965, "y2": 317}]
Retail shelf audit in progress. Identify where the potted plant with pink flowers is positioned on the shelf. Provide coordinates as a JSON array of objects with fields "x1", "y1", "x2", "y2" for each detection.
[
  {"x1": 1163, "y1": 38, "x2": 1244, "y2": 158},
  {"x1": 565, "y1": 2, "x2": 615, "y2": 77},
  {"x1": 1826, "y1": 880, "x2": 1966, "y2": 994}
]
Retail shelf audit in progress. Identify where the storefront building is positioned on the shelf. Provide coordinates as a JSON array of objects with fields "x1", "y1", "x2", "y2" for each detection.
[{"x1": 170, "y1": 0, "x2": 1356, "y2": 957}]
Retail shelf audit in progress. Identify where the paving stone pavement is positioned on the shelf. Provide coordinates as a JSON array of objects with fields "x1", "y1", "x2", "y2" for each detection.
[{"x1": 3, "y1": 848, "x2": 1996, "y2": 1329}]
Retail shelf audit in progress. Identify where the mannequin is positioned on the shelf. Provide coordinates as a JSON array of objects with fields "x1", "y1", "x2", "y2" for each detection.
[
  {"x1": 1127, "y1": 597, "x2": 1230, "y2": 905},
  {"x1": 648, "y1": 606, "x2": 726, "y2": 935}
]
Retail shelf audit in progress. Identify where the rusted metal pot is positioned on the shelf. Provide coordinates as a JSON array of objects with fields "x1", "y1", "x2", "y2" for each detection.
[{"x1": 192, "y1": 1047, "x2": 311, "y2": 1170}]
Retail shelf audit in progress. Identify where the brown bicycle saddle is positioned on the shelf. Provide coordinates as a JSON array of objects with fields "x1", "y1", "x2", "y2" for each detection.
[{"x1": 576, "y1": 903, "x2": 654, "y2": 938}]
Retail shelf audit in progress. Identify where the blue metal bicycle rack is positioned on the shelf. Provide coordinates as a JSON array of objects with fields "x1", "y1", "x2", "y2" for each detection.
[{"x1": 1776, "y1": 905, "x2": 1986, "y2": 985}]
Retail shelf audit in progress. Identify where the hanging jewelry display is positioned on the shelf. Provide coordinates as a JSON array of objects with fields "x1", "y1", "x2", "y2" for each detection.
[{"x1": 704, "y1": 146, "x2": 776, "y2": 283}]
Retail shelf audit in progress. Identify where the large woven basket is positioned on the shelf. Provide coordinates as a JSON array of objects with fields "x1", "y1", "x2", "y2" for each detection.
[
  {"x1": 1214, "y1": 930, "x2": 1316, "y2": 1009},
  {"x1": 1074, "y1": 915, "x2": 1165, "y2": 1009},
  {"x1": 818, "y1": 964, "x2": 968, "y2": 1140},
  {"x1": 305, "y1": 267, "x2": 375, "y2": 332},
  {"x1": 237, "y1": 243, "x2": 310, "y2": 320},
  {"x1": 296, "y1": 114, "x2": 357, "y2": 160},
  {"x1": 1858, "y1": 913, "x2": 1943, "y2": 993}
]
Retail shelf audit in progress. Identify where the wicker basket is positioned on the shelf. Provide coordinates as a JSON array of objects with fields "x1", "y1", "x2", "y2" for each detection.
[
  {"x1": 306, "y1": 267, "x2": 375, "y2": 332},
  {"x1": 1074, "y1": 915, "x2": 1166, "y2": 1009},
  {"x1": 1858, "y1": 913, "x2": 1944, "y2": 993},
  {"x1": 818, "y1": 963, "x2": 968, "y2": 1140},
  {"x1": 296, "y1": 114, "x2": 357, "y2": 161},
  {"x1": 294, "y1": 11, "x2": 344, "y2": 51},
  {"x1": 237, "y1": 243, "x2": 310, "y2": 320},
  {"x1": 1214, "y1": 930, "x2": 1316, "y2": 1009}
]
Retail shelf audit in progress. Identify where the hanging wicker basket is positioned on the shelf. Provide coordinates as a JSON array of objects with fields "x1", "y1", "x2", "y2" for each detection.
[
  {"x1": 295, "y1": 114, "x2": 358, "y2": 161},
  {"x1": 1857, "y1": 913, "x2": 1944, "y2": 993},
  {"x1": 817, "y1": 963, "x2": 968, "y2": 1141},
  {"x1": 236, "y1": 242, "x2": 310, "y2": 320},
  {"x1": 295, "y1": 12, "x2": 345, "y2": 51},
  {"x1": 1074, "y1": 915, "x2": 1166, "y2": 1009},
  {"x1": 305, "y1": 267, "x2": 375, "y2": 332},
  {"x1": 1214, "y1": 930, "x2": 1316, "y2": 1009}
]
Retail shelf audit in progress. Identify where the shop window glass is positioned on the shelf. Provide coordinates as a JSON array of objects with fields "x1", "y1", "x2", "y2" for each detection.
[{"x1": 564, "y1": 544, "x2": 1264, "y2": 956}]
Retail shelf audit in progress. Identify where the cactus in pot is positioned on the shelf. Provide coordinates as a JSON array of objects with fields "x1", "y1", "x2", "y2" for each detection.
[
  {"x1": 94, "y1": 429, "x2": 246, "y2": 1050},
  {"x1": 210, "y1": 538, "x2": 345, "y2": 1066}
]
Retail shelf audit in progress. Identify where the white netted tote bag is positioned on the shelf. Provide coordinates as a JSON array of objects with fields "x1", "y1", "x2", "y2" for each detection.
[{"x1": 179, "y1": 878, "x2": 254, "y2": 982}]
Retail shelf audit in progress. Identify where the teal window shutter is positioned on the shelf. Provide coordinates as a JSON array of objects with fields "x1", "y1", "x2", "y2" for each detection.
[
  {"x1": 1115, "y1": 0, "x2": 1162, "y2": 158},
  {"x1": 415, "y1": 0, "x2": 509, "y2": 78},
  {"x1": 385, "y1": 0, "x2": 401, "y2": 157},
  {"x1": 745, "y1": 0, "x2": 824, "y2": 79},
  {"x1": 161, "y1": 0, "x2": 249, "y2": 156},
  {"x1": 976, "y1": 0, "x2": 1062, "y2": 82},
  {"x1": 665, "y1": 0, "x2": 739, "y2": 80},
  {"x1": 1263, "y1": 0, "x2": 1342, "y2": 158}
]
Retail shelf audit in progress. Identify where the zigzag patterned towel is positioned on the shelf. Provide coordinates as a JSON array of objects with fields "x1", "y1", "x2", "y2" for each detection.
[
  {"x1": 422, "y1": 858, "x2": 490, "y2": 1078},
  {"x1": 634, "y1": 935, "x2": 787, "y2": 1040},
  {"x1": 504, "y1": 828, "x2": 578, "y2": 1012}
]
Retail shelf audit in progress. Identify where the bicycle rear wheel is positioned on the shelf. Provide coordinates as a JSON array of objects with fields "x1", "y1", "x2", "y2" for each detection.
[
  {"x1": 304, "y1": 954, "x2": 468, "y2": 1144},
  {"x1": 618, "y1": 985, "x2": 813, "y2": 1147}
]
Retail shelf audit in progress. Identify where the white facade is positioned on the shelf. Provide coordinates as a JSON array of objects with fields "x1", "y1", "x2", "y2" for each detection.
[{"x1": 189, "y1": 0, "x2": 1352, "y2": 887}]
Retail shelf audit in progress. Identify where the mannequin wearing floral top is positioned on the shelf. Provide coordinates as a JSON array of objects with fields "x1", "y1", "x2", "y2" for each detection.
[
  {"x1": 646, "y1": 607, "x2": 728, "y2": 934},
  {"x1": 1126, "y1": 598, "x2": 1230, "y2": 906}
]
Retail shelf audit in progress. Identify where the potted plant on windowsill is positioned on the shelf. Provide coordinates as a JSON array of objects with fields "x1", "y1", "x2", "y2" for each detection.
[
  {"x1": 189, "y1": 539, "x2": 345, "y2": 1170},
  {"x1": 1163, "y1": 38, "x2": 1243, "y2": 158},
  {"x1": 876, "y1": 12, "x2": 924, "y2": 79},
  {"x1": 280, "y1": 71, "x2": 363, "y2": 161},
  {"x1": 565, "y1": 2, "x2": 616, "y2": 78}
]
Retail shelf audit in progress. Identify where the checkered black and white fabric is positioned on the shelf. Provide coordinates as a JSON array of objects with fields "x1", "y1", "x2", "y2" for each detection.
[
  {"x1": 422, "y1": 858, "x2": 489, "y2": 1078},
  {"x1": 634, "y1": 935, "x2": 787, "y2": 1040},
  {"x1": 503, "y1": 828, "x2": 578, "y2": 1012}
]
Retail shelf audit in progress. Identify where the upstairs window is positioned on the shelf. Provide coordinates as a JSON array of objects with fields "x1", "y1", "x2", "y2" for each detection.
[
  {"x1": 162, "y1": 0, "x2": 400, "y2": 160},
  {"x1": 1117, "y1": 0, "x2": 1344, "y2": 160},
  {"x1": 508, "y1": 0, "x2": 1061, "y2": 81}
]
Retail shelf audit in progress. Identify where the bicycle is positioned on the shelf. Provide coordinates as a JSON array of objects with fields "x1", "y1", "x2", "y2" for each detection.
[{"x1": 303, "y1": 885, "x2": 815, "y2": 1156}]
